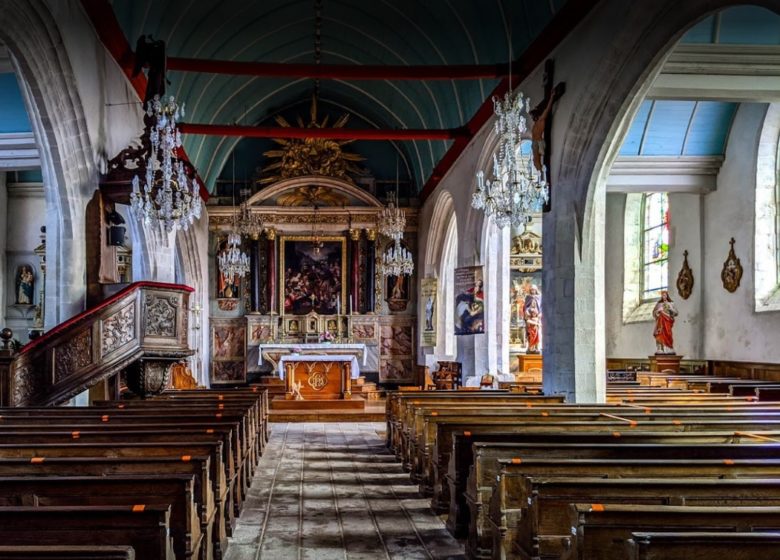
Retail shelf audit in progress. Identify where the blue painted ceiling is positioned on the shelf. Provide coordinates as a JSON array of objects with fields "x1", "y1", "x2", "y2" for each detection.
[
  {"x1": 109, "y1": 0, "x2": 568, "y2": 195},
  {"x1": 0, "y1": 73, "x2": 31, "y2": 134},
  {"x1": 620, "y1": 100, "x2": 737, "y2": 157},
  {"x1": 620, "y1": 6, "x2": 780, "y2": 159}
]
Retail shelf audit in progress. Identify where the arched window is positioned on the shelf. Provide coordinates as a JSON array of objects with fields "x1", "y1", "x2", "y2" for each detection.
[
  {"x1": 440, "y1": 216, "x2": 458, "y2": 357},
  {"x1": 640, "y1": 192, "x2": 669, "y2": 301}
]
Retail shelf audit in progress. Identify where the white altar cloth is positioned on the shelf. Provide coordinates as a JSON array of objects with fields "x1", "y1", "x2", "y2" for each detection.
[
  {"x1": 258, "y1": 343, "x2": 367, "y2": 366},
  {"x1": 276, "y1": 354, "x2": 361, "y2": 379}
]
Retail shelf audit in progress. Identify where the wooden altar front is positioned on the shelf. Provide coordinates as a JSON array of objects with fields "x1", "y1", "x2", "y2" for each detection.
[{"x1": 283, "y1": 357, "x2": 354, "y2": 400}]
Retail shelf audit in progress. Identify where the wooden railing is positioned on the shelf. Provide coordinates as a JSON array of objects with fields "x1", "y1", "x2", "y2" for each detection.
[{"x1": 0, "y1": 282, "x2": 194, "y2": 406}]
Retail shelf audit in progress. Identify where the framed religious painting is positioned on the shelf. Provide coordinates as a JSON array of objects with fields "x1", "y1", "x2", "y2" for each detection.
[
  {"x1": 210, "y1": 319, "x2": 246, "y2": 385},
  {"x1": 454, "y1": 266, "x2": 484, "y2": 335},
  {"x1": 279, "y1": 236, "x2": 346, "y2": 315}
]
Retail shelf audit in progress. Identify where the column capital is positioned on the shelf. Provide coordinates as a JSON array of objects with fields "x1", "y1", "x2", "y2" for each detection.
[
  {"x1": 348, "y1": 229, "x2": 361, "y2": 241},
  {"x1": 364, "y1": 228, "x2": 377, "y2": 241},
  {"x1": 265, "y1": 228, "x2": 277, "y2": 241}
]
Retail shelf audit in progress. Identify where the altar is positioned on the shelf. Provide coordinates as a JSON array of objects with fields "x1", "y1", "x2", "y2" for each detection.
[
  {"x1": 257, "y1": 343, "x2": 367, "y2": 370},
  {"x1": 279, "y1": 354, "x2": 359, "y2": 401}
]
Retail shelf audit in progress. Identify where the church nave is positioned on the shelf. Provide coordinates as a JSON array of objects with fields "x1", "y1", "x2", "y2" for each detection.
[{"x1": 225, "y1": 423, "x2": 464, "y2": 560}]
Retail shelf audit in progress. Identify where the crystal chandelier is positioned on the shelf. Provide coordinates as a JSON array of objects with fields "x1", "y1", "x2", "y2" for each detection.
[
  {"x1": 218, "y1": 231, "x2": 250, "y2": 280},
  {"x1": 383, "y1": 240, "x2": 414, "y2": 277},
  {"x1": 377, "y1": 192, "x2": 406, "y2": 242},
  {"x1": 472, "y1": 90, "x2": 548, "y2": 229},
  {"x1": 237, "y1": 188, "x2": 263, "y2": 239},
  {"x1": 130, "y1": 95, "x2": 202, "y2": 232},
  {"x1": 218, "y1": 161, "x2": 250, "y2": 280}
]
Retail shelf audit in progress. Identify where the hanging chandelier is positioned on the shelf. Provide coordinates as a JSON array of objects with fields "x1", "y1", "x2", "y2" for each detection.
[
  {"x1": 218, "y1": 231, "x2": 250, "y2": 280},
  {"x1": 237, "y1": 188, "x2": 263, "y2": 239},
  {"x1": 383, "y1": 240, "x2": 414, "y2": 277},
  {"x1": 377, "y1": 192, "x2": 406, "y2": 242},
  {"x1": 218, "y1": 161, "x2": 250, "y2": 280},
  {"x1": 472, "y1": 90, "x2": 548, "y2": 229},
  {"x1": 130, "y1": 95, "x2": 202, "y2": 232}
]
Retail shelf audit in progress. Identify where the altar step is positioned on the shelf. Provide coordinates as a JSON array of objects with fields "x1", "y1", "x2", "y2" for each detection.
[{"x1": 268, "y1": 397, "x2": 386, "y2": 422}]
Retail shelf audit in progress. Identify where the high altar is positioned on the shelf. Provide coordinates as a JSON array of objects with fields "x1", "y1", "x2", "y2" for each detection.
[{"x1": 207, "y1": 176, "x2": 417, "y2": 390}]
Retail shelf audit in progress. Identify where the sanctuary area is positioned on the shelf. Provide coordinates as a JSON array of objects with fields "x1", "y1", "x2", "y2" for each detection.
[{"x1": 2, "y1": 1, "x2": 780, "y2": 558}]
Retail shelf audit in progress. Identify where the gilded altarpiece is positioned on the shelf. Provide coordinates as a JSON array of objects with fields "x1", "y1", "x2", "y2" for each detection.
[{"x1": 209, "y1": 176, "x2": 417, "y2": 385}]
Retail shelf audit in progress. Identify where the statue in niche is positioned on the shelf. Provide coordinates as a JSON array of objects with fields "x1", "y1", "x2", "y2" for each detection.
[
  {"x1": 524, "y1": 284, "x2": 542, "y2": 353},
  {"x1": 15, "y1": 265, "x2": 34, "y2": 305},
  {"x1": 652, "y1": 290, "x2": 678, "y2": 354}
]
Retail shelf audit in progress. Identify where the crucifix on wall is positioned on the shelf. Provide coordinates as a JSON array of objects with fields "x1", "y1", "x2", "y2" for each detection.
[{"x1": 530, "y1": 59, "x2": 565, "y2": 213}]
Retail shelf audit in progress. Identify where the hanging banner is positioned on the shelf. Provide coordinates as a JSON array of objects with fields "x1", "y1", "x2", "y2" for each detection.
[
  {"x1": 454, "y1": 266, "x2": 485, "y2": 335},
  {"x1": 420, "y1": 277, "x2": 438, "y2": 346}
]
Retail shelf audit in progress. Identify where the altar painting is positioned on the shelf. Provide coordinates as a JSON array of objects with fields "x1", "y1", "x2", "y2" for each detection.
[
  {"x1": 211, "y1": 320, "x2": 246, "y2": 384},
  {"x1": 454, "y1": 266, "x2": 484, "y2": 335},
  {"x1": 280, "y1": 236, "x2": 346, "y2": 315}
]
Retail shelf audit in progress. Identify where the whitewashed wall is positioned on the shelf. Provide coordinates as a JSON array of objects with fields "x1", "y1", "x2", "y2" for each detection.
[{"x1": 605, "y1": 103, "x2": 780, "y2": 363}]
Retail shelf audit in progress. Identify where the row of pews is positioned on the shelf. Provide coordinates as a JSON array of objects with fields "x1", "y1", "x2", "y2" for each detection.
[
  {"x1": 387, "y1": 377, "x2": 780, "y2": 559},
  {"x1": 0, "y1": 387, "x2": 268, "y2": 560}
]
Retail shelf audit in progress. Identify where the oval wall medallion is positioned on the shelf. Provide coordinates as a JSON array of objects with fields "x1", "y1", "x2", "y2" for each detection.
[
  {"x1": 721, "y1": 238, "x2": 743, "y2": 293},
  {"x1": 676, "y1": 250, "x2": 694, "y2": 300}
]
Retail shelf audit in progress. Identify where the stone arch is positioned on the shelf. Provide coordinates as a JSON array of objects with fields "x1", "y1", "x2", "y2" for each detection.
[
  {"x1": 438, "y1": 213, "x2": 458, "y2": 359},
  {"x1": 754, "y1": 103, "x2": 780, "y2": 311},
  {"x1": 424, "y1": 190, "x2": 455, "y2": 276},
  {"x1": 0, "y1": 0, "x2": 97, "y2": 325},
  {"x1": 543, "y1": 0, "x2": 780, "y2": 401}
]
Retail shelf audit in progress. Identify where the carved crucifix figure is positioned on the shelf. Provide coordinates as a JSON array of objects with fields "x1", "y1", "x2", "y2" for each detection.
[{"x1": 529, "y1": 59, "x2": 565, "y2": 212}]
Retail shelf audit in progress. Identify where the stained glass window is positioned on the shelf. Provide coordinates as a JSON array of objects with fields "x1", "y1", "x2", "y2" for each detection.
[{"x1": 641, "y1": 192, "x2": 669, "y2": 301}]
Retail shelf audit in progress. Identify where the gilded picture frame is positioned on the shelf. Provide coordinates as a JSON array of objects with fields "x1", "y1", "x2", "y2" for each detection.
[{"x1": 279, "y1": 236, "x2": 347, "y2": 315}]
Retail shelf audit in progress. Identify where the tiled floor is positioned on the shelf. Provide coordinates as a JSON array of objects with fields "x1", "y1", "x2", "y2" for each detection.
[{"x1": 224, "y1": 422, "x2": 465, "y2": 560}]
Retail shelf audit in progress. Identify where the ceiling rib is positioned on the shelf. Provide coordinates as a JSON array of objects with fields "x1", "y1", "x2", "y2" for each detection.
[
  {"x1": 178, "y1": 123, "x2": 466, "y2": 140},
  {"x1": 167, "y1": 57, "x2": 508, "y2": 80},
  {"x1": 419, "y1": 0, "x2": 600, "y2": 201}
]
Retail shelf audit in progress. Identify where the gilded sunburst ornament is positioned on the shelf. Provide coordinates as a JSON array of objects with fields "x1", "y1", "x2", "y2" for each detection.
[{"x1": 259, "y1": 96, "x2": 365, "y2": 185}]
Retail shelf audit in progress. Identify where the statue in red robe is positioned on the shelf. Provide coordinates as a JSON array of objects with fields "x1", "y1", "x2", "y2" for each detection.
[
  {"x1": 524, "y1": 285, "x2": 542, "y2": 354},
  {"x1": 652, "y1": 290, "x2": 678, "y2": 354}
]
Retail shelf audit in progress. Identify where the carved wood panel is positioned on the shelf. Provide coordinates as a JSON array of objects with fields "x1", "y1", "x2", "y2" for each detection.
[
  {"x1": 54, "y1": 329, "x2": 93, "y2": 383},
  {"x1": 101, "y1": 303, "x2": 136, "y2": 356}
]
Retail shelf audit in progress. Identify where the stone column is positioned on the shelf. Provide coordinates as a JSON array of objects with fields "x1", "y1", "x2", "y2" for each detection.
[
  {"x1": 250, "y1": 236, "x2": 262, "y2": 313},
  {"x1": 365, "y1": 229, "x2": 377, "y2": 314},
  {"x1": 349, "y1": 229, "x2": 360, "y2": 315},
  {"x1": 266, "y1": 228, "x2": 277, "y2": 314}
]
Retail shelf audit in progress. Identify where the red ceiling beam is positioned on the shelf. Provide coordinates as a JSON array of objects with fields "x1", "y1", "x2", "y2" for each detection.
[
  {"x1": 79, "y1": 0, "x2": 209, "y2": 200},
  {"x1": 419, "y1": 0, "x2": 601, "y2": 202},
  {"x1": 168, "y1": 57, "x2": 507, "y2": 80},
  {"x1": 178, "y1": 123, "x2": 467, "y2": 141}
]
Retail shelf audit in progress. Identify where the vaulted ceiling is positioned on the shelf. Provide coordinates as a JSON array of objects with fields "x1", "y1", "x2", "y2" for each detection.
[{"x1": 100, "y1": 0, "x2": 570, "y2": 196}]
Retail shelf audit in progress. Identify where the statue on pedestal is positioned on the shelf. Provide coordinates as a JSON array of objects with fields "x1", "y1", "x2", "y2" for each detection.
[
  {"x1": 652, "y1": 290, "x2": 678, "y2": 354},
  {"x1": 524, "y1": 285, "x2": 542, "y2": 354}
]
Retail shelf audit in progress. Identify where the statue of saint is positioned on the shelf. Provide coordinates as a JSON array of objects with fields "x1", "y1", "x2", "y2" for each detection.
[
  {"x1": 652, "y1": 290, "x2": 678, "y2": 354},
  {"x1": 15, "y1": 266, "x2": 34, "y2": 305},
  {"x1": 524, "y1": 284, "x2": 542, "y2": 354},
  {"x1": 424, "y1": 296, "x2": 435, "y2": 331}
]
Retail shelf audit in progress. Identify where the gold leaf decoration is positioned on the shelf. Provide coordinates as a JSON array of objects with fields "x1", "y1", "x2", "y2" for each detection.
[{"x1": 259, "y1": 95, "x2": 366, "y2": 185}]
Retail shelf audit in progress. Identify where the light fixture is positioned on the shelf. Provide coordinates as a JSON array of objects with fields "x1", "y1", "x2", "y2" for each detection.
[
  {"x1": 217, "y1": 158, "x2": 250, "y2": 280},
  {"x1": 382, "y1": 240, "x2": 414, "y2": 277},
  {"x1": 130, "y1": 95, "x2": 202, "y2": 232},
  {"x1": 380, "y1": 157, "x2": 413, "y2": 276},
  {"x1": 472, "y1": 33, "x2": 548, "y2": 229}
]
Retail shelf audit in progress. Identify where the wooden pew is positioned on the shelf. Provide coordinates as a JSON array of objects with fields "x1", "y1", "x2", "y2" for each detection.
[
  {"x1": 568, "y1": 504, "x2": 780, "y2": 560},
  {"x1": 0, "y1": 505, "x2": 175, "y2": 560},
  {"x1": 488, "y1": 457, "x2": 780, "y2": 560},
  {"x1": 0, "y1": 475, "x2": 199, "y2": 559},
  {"x1": 516, "y1": 477, "x2": 780, "y2": 560},
  {"x1": 626, "y1": 531, "x2": 780, "y2": 560},
  {"x1": 460, "y1": 437, "x2": 780, "y2": 551},
  {"x1": 425, "y1": 413, "x2": 780, "y2": 511},
  {"x1": 0, "y1": 546, "x2": 135, "y2": 559}
]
